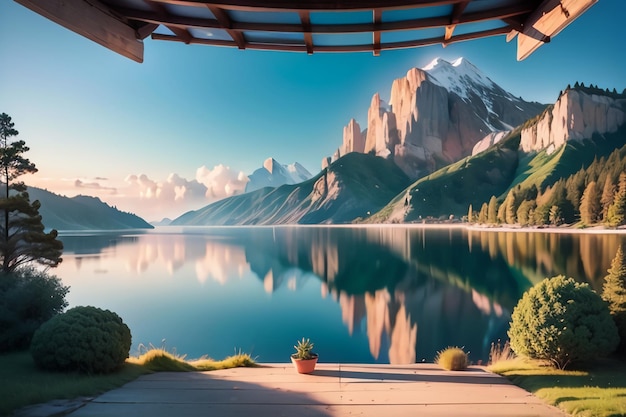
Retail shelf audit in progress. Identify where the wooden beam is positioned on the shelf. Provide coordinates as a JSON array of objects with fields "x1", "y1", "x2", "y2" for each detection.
[
  {"x1": 517, "y1": 0, "x2": 597, "y2": 61},
  {"x1": 444, "y1": 0, "x2": 468, "y2": 42},
  {"x1": 372, "y1": 9, "x2": 381, "y2": 56},
  {"x1": 208, "y1": 6, "x2": 247, "y2": 49},
  {"x1": 145, "y1": 1, "x2": 192, "y2": 44},
  {"x1": 148, "y1": 0, "x2": 463, "y2": 13},
  {"x1": 14, "y1": 0, "x2": 144, "y2": 62},
  {"x1": 120, "y1": 3, "x2": 532, "y2": 34},
  {"x1": 152, "y1": 25, "x2": 510, "y2": 53},
  {"x1": 299, "y1": 11, "x2": 314, "y2": 54},
  {"x1": 136, "y1": 22, "x2": 159, "y2": 40}
]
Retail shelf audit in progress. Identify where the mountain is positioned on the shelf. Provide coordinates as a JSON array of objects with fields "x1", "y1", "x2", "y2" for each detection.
[
  {"x1": 171, "y1": 153, "x2": 411, "y2": 225},
  {"x1": 368, "y1": 86, "x2": 626, "y2": 223},
  {"x1": 26, "y1": 187, "x2": 153, "y2": 231},
  {"x1": 327, "y1": 57, "x2": 546, "y2": 179},
  {"x1": 245, "y1": 158, "x2": 312, "y2": 193}
]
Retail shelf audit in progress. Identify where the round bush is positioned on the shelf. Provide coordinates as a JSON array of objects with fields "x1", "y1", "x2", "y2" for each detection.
[
  {"x1": 435, "y1": 347, "x2": 468, "y2": 371},
  {"x1": 30, "y1": 306, "x2": 131, "y2": 373},
  {"x1": 508, "y1": 275, "x2": 619, "y2": 369},
  {"x1": 0, "y1": 267, "x2": 68, "y2": 352}
]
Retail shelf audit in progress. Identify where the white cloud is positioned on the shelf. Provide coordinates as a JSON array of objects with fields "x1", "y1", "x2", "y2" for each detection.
[{"x1": 195, "y1": 164, "x2": 248, "y2": 199}]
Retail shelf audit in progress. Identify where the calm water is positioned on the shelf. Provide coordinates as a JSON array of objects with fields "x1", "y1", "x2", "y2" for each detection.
[{"x1": 55, "y1": 226, "x2": 626, "y2": 364}]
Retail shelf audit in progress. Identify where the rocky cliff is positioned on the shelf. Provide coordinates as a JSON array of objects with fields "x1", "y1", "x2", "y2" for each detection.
[
  {"x1": 245, "y1": 157, "x2": 312, "y2": 193},
  {"x1": 327, "y1": 58, "x2": 545, "y2": 179},
  {"x1": 520, "y1": 87, "x2": 626, "y2": 154}
]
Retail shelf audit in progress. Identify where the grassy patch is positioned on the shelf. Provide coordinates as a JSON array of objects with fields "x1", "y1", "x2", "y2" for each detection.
[
  {"x1": 1, "y1": 349, "x2": 255, "y2": 415},
  {"x1": 489, "y1": 357, "x2": 626, "y2": 417}
]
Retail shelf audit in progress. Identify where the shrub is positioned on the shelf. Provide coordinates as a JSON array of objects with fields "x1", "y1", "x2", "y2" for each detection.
[
  {"x1": 30, "y1": 306, "x2": 131, "y2": 374},
  {"x1": 0, "y1": 267, "x2": 69, "y2": 352},
  {"x1": 602, "y1": 245, "x2": 626, "y2": 354},
  {"x1": 509, "y1": 275, "x2": 619, "y2": 369},
  {"x1": 435, "y1": 347, "x2": 468, "y2": 370}
]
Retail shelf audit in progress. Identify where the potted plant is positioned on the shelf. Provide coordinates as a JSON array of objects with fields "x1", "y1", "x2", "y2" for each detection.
[{"x1": 290, "y1": 337, "x2": 318, "y2": 374}]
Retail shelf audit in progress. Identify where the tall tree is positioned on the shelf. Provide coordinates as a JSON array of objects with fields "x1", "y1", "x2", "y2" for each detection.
[
  {"x1": 603, "y1": 245, "x2": 626, "y2": 353},
  {"x1": 607, "y1": 173, "x2": 626, "y2": 227},
  {"x1": 601, "y1": 176, "x2": 616, "y2": 221},
  {"x1": 487, "y1": 196, "x2": 498, "y2": 224},
  {"x1": 0, "y1": 113, "x2": 62, "y2": 273},
  {"x1": 579, "y1": 181, "x2": 601, "y2": 225}
]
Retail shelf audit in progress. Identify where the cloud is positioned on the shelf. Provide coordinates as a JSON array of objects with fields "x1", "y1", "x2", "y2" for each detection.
[
  {"x1": 124, "y1": 173, "x2": 207, "y2": 202},
  {"x1": 74, "y1": 178, "x2": 117, "y2": 194},
  {"x1": 195, "y1": 164, "x2": 249, "y2": 199}
]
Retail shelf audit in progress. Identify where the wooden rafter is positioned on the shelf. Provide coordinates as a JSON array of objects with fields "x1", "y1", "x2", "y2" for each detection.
[
  {"x1": 444, "y1": 0, "x2": 469, "y2": 42},
  {"x1": 299, "y1": 11, "x2": 313, "y2": 54},
  {"x1": 208, "y1": 6, "x2": 246, "y2": 49},
  {"x1": 152, "y1": 24, "x2": 511, "y2": 52},
  {"x1": 119, "y1": 3, "x2": 532, "y2": 34},
  {"x1": 372, "y1": 8, "x2": 382, "y2": 56},
  {"x1": 146, "y1": 1, "x2": 192, "y2": 43}
]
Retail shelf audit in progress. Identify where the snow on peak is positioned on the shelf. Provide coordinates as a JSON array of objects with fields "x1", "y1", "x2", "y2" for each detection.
[
  {"x1": 421, "y1": 57, "x2": 496, "y2": 100},
  {"x1": 246, "y1": 158, "x2": 312, "y2": 193}
]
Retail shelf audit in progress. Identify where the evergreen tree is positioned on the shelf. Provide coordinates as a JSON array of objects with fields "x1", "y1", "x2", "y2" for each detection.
[
  {"x1": 607, "y1": 173, "x2": 626, "y2": 227},
  {"x1": 487, "y1": 196, "x2": 498, "y2": 224},
  {"x1": 504, "y1": 191, "x2": 517, "y2": 224},
  {"x1": 601, "y1": 175, "x2": 616, "y2": 221},
  {"x1": 549, "y1": 205, "x2": 562, "y2": 226},
  {"x1": 0, "y1": 113, "x2": 62, "y2": 273},
  {"x1": 579, "y1": 181, "x2": 601, "y2": 225},
  {"x1": 478, "y1": 203, "x2": 488, "y2": 224},
  {"x1": 602, "y1": 245, "x2": 626, "y2": 353},
  {"x1": 467, "y1": 204, "x2": 474, "y2": 223},
  {"x1": 517, "y1": 200, "x2": 536, "y2": 226}
]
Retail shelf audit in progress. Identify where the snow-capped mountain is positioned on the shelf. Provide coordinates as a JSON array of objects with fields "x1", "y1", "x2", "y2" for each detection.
[
  {"x1": 329, "y1": 57, "x2": 546, "y2": 179},
  {"x1": 245, "y1": 158, "x2": 313, "y2": 193}
]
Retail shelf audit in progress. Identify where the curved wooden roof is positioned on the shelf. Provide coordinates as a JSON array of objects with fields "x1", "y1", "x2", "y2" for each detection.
[{"x1": 14, "y1": 0, "x2": 597, "y2": 62}]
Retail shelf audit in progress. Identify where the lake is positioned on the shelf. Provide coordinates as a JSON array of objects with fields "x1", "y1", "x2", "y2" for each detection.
[{"x1": 55, "y1": 226, "x2": 626, "y2": 365}]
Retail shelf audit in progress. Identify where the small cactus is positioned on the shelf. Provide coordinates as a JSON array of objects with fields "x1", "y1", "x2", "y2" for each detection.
[{"x1": 435, "y1": 346, "x2": 468, "y2": 371}]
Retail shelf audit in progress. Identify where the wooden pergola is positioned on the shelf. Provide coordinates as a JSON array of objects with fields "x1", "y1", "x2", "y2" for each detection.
[{"x1": 15, "y1": 0, "x2": 597, "y2": 63}]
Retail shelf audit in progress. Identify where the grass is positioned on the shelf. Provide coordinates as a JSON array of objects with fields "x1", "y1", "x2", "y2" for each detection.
[
  {"x1": 0, "y1": 349, "x2": 255, "y2": 416},
  {"x1": 489, "y1": 357, "x2": 626, "y2": 417}
]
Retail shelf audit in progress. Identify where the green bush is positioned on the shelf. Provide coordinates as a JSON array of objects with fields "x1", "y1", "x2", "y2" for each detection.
[
  {"x1": 30, "y1": 306, "x2": 131, "y2": 374},
  {"x1": 435, "y1": 347, "x2": 468, "y2": 371},
  {"x1": 0, "y1": 267, "x2": 69, "y2": 352},
  {"x1": 509, "y1": 275, "x2": 619, "y2": 369}
]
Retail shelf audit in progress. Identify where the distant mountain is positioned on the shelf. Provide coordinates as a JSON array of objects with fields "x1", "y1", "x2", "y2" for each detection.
[
  {"x1": 368, "y1": 86, "x2": 626, "y2": 223},
  {"x1": 26, "y1": 187, "x2": 153, "y2": 231},
  {"x1": 245, "y1": 158, "x2": 312, "y2": 193},
  {"x1": 326, "y1": 57, "x2": 546, "y2": 179},
  {"x1": 171, "y1": 153, "x2": 411, "y2": 225}
]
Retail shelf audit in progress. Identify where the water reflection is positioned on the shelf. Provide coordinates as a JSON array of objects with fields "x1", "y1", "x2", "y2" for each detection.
[{"x1": 58, "y1": 227, "x2": 626, "y2": 364}]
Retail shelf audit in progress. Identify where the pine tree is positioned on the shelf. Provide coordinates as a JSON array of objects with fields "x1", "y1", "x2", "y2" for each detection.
[
  {"x1": 478, "y1": 203, "x2": 488, "y2": 224},
  {"x1": 603, "y1": 245, "x2": 626, "y2": 353},
  {"x1": 0, "y1": 113, "x2": 63, "y2": 273},
  {"x1": 504, "y1": 191, "x2": 517, "y2": 224},
  {"x1": 487, "y1": 196, "x2": 498, "y2": 224},
  {"x1": 607, "y1": 173, "x2": 626, "y2": 227},
  {"x1": 579, "y1": 181, "x2": 600, "y2": 225},
  {"x1": 467, "y1": 204, "x2": 474, "y2": 223},
  {"x1": 601, "y1": 175, "x2": 616, "y2": 221},
  {"x1": 549, "y1": 205, "x2": 562, "y2": 226}
]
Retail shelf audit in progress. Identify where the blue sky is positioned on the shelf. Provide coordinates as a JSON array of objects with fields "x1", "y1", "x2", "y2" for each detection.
[{"x1": 1, "y1": 1, "x2": 624, "y2": 220}]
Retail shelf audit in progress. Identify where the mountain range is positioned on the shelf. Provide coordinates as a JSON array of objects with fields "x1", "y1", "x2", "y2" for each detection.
[
  {"x1": 171, "y1": 59, "x2": 626, "y2": 226},
  {"x1": 26, "y1": 187, "x2": 153, "y2": 231},
  {"x1": 245, "y1": 158, "x2": 312, "y2": 193}
]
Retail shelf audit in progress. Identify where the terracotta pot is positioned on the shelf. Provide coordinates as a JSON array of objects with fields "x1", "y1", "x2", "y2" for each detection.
[{"x1": 290, "y1": 354, "x2": 318, "y2": 374}]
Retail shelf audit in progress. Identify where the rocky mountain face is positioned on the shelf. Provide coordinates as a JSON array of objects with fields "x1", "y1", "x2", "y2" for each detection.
[
  {"x1": 519, "y1": 87, "x2": 626, "y2": 154},
  {"x1": 328, "y1": 58, "x2": 545, "y2": 179},
  {"x1": 245, "y1": 158, "x2": 312, "y2": 193}
]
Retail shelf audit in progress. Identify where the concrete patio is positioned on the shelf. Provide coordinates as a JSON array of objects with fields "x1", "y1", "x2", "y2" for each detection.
[{"x1": 50, "y1": 363, "x2": 568, "y2": 417}]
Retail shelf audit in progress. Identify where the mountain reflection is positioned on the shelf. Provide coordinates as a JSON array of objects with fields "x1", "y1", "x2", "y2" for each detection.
[{"x1": 59, "y1": 227, "x2": 626, "y2": 364}]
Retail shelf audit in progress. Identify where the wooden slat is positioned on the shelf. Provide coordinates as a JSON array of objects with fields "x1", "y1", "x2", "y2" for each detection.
[
  {"x1": 15, "y1": 0, "x2": 144, "y2": 62},
  {"x1": 372, "y1": 8, "x2": 381, "y2": 56},
  {"x1": 120, "y1": 3, "x2": 532, "y2": 34},
  {"x1": 299, "y1": 11, "x2": 313, "y2": 54},
  {"x1": 444, "y1": 0, "x2": 469, "y2": 42},
  {"x1": 147, "y1": 0, "x2": 463, "y2": 12},
  {"x1": 208, "y1": 6, "x2": 247, "y2": 49},
  {"x1": 517, "y1": 0, "x2": 597, "y2": 60},
  {"x1": 152, "y1": 25, "x2": 511, "y2": 53}
]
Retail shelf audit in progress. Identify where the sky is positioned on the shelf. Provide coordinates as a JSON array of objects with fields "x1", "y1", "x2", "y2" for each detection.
[{"x1": 1, "y1": 1, "x2": 625, "y2": 221}]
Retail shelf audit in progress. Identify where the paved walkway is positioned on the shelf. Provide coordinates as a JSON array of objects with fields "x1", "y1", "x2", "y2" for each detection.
[{"x1": 19, "y1": 364, "x2": 569, "y2": 417}]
